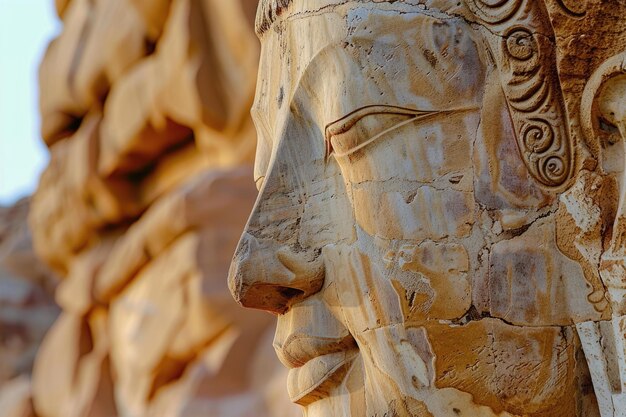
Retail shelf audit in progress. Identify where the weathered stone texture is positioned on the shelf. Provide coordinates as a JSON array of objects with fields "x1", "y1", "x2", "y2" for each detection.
[
  {"x1": 227, "y1": 1, "x2": 626, "y2": 416},
  {"x1": 15, "y1": 0, "x2": 626, "y2": 416}
]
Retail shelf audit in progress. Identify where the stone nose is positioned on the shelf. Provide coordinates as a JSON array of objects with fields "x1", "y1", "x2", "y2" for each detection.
[{"x1": 228, "y1": 232, "x2": 325, "y2": 314}]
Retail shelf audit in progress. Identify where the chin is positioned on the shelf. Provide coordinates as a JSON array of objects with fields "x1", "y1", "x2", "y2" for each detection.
[{"x1": 299, "y1": 354, "x2": 367, "y2": 416}]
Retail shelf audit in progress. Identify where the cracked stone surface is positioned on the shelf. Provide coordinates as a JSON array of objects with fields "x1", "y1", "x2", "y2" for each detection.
[{"x1": 228, "y1": 1, "x2": 626, "y2": 416}]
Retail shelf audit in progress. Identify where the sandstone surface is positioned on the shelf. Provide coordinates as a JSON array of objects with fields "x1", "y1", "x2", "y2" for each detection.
[{"x1": 228, "y1": 1, "x2": 626, "y2": 416}]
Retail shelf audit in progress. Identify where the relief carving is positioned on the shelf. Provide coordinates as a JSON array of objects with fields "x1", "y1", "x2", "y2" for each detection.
[
  {"x1": 228, "y1": 1, "x2": 626, "y2": 416},
  {"x1": 466, "y1": 0, "x2": 575, "y2": 188},
  {"x1": 555, "y1": 0, "x2": 587, "y2": 18}
]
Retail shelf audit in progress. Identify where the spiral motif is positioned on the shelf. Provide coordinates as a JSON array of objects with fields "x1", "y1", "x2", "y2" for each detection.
[
  {"x1": 522, "y1": 120, "x2": 554, "y2": 154},
  {"x1": 542, "y1": 156, "x2": 566, "y2": 183},
  {"x1": 503, "y1": 27, "x2": 545, "y2": 113},
  {"x1": 465, "y1": 0, "x2": 574, "y2": 188},
  {"x1": 556, "y1": 0, "x2": 587, "y2": 17},
  {"x1": 505, "y1": 28, "x2": 536, "y2": 61},
  {"x1": 464, "y1": 0, "x2": 524, "y2": 24}
]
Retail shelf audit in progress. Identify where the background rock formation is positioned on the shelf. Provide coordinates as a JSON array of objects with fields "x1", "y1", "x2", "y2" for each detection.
[
  {"x1": 0, "y1": 198, "x2": 59, "y2": 417},
  {"x1": 1, "y1": 1, "x2": 301, "y2": 416}
]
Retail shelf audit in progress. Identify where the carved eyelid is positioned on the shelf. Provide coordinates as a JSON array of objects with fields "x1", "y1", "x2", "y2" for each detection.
[
  {"x1": 325, "y1": 105, "x2": 425, "y2": 138},
  {"x1": 324, "y1": 104, "x2": 478, "y2": 158},
  {"x1": 324, "y1": 105, "x2": 429, "y2": 159}
]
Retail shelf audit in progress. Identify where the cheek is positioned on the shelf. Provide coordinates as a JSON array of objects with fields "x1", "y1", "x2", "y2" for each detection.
[
  {"x1": 335, "y1": 114, "x2": 478, "y2": 184},
  {"x1": 333, "y1": 118, "x2": 478, "y2": 241},
  {"x1": 347, "y1": 181, "x2": 475, "y2": 241},
  {"x1": 296, "y1": 163, "x2": 358, "y2": 248}
]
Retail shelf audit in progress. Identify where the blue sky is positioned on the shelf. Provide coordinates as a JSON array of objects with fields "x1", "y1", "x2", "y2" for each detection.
[{"x1": 0, "y1": 0, "x2": 60, "y2": 205}]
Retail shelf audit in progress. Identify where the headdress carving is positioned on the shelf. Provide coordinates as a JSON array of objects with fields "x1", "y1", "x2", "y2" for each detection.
[
  {"x1": 465, "y1": 0, "x2": 575, "y2": 189},
  {"x1": 256, "y1": 0, "x2": 576, "y2": 188}
]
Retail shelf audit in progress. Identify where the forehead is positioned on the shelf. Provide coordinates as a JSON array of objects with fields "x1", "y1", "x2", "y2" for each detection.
[
  {"x1": 253, "y1": 3, "x2": 483, "y2": 118},
  {"x1": 257, "y1": 0, "x2": 465, "y2": 29}
]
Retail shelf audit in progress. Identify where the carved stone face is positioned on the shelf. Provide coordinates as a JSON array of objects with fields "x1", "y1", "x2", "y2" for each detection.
[{"x1": 229, "y1": 2, "x2": 604, "y2": 415}]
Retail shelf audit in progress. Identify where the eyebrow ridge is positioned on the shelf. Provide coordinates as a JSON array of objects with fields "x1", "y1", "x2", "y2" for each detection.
[{"x1": 325, "y1": 105, "x2": 479, "y2": 158}]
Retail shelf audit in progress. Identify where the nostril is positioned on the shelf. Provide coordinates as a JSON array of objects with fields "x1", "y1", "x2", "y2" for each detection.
[
  {"x1": 228, "y1": 233, "x2": 325, "y2": 314},
  {"x1": 278, "y1": 287, "x2": 305, "y2": 300},
  {"x1": 272, "y1": 286, "x2": 307, "y2": 314},
  {"x1": 237, "y1": 284, "x2": 308, "y2": 315}
]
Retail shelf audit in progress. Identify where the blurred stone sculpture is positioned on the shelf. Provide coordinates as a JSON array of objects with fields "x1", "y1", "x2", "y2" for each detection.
[
  {"x1": 229, "y1": 1, "x2": 626, "y2": 416},
  {"x1": 0, "y1": 199, "x2": 59, "y2": 417},
  {"x1": 28, "y1": 0, "x2": 299, "y2": 417}
]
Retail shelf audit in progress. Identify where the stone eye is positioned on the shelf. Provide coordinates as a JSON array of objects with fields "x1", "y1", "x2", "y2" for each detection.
[
  {"x1": 324, "y1": 105, "x2": 458, "y2": 159},
  {"x1": 327, "y1": 113, "x2": 414, "y2": 158}
]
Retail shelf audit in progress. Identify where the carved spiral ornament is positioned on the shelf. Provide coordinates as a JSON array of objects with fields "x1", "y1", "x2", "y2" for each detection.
[
  {"x1": 522, "y1": 119, "x2": 554, "y2": 154},
  {"x1": 556, "y1": 0, "x2": 587, "y2": 17},
  {"x1": 505, "y1": 28, "x2": 536, "y2": 61},
  {"x1": 543, "y1": 156, "x2": 566, "y2": 183},
  {"x1": 464, "y1": 0, "x2": 524, "y2": 24},
  {"x1": 502, "y1": 28, "x2": 549, "y2": 113},
  {"x1": 504, "y1": 28, "x2": 537, "y2": 61},
  {"x1": 463, "y1": 0, "x2": 575, "y2": 189},
  {"x1": 522, "y1": 120, "x2": 568, "y2": 185}
]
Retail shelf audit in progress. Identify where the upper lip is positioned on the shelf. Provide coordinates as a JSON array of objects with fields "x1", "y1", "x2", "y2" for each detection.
[{"x1": 275, "y1": 333, "x2": 358, "y2": 368}]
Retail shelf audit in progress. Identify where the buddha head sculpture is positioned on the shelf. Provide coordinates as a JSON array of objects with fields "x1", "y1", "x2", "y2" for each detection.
[{"x1": 229, "y1": 0, "x2": 626, "y2": 415}]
